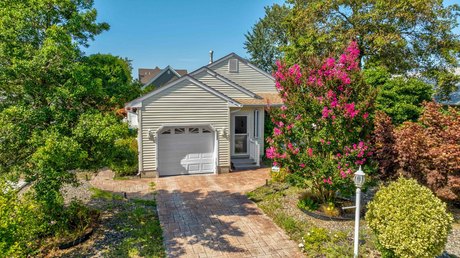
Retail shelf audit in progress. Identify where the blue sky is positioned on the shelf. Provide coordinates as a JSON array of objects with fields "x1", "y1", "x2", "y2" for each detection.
[
  {"x1": 85, "y1": 0, "x2": 284, "y2": 78},
  {"x1": 85, "y1": 0, "x2": 460, "y2": 78}
]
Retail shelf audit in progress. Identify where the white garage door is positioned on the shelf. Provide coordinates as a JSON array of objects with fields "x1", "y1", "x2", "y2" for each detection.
[{"x1": 157, "y1": 126, "x2": 215, "y2": 176}]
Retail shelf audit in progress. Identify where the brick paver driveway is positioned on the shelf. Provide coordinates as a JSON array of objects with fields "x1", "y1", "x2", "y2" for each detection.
[{"x1": 154, "y1": 168, "x2": 302, "y2": 258}]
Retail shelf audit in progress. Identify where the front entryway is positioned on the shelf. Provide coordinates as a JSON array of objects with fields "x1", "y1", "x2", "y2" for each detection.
[
  {"x1": 233, "y1": 115, "x2": 248, "y2": 155},
  {"x1": 157, "y1": 126, "x2": 215, "y2": 176}
]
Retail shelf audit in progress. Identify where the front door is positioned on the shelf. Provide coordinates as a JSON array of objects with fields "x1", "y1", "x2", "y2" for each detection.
[{"x1": 233, "y1": 115, "x2": 248, "y2": 155}]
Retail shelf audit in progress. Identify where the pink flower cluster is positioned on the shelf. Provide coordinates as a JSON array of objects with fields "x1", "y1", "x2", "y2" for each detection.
[
  {"x1": 287, "y1": 142, "x2": 300, "y2": 155},
  {"x1": 323, "y1": 177, "x2": 333, "y2": 185},
  {"x1": 273, "y1": 127, "x2": 282, "y2": 136},
  {"x1": 344, "y1": 102, "x2": 359, "y2": 118},
  {"x1": 288, "y1": 64, "x2": 302, "y2": 84},
  {"x1": 265, "y1": 146, "x2": 288, "y2": 160},
  {"x1": 341, "y1": 141, "x2": 372, "y2": 166}
]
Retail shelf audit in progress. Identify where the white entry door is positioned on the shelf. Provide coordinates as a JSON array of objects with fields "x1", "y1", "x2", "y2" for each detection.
[{"x1": 158, "y1": 127, "x2": 215, "y2": 176}]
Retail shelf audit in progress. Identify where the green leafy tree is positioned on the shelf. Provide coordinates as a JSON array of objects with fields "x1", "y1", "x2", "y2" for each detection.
[
  {"x1": 365, "y1": 67, "x2": 434, "y2": 125},
  {"x1": 82, "y1": 54, "x2": 142, "y2": 109},
  {"x1": 244, "y1": 4, "x2": 290, "y2": 72},
  {"x1": 0, "y1": 0, "x2": 140, "y2": 224},
  {"x1": 282, "y1": 0, "x2": 460, "y2": 98},
  {"x1": 73, "y1": 112, "x2": 132, "y2": 170}
]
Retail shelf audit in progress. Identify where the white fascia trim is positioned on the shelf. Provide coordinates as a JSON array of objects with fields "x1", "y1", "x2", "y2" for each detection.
[
  {"x1": 143, "y1": 66, "x2": 182, "y2": 87},
  {"x1": 207, "y1": 53, "x2": 275, "y2": 81},
  {"x1": 126, "y1": 75, "x2": 242, "y2": 108}
]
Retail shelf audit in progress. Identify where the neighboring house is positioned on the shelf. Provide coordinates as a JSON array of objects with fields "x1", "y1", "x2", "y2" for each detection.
[
  {"x1": 138, "y1": 66, "x2": 187, "y2": 89},
  {"x1": 125, "y1": 53, "x2": 282, "y2": 177},
  {"x1": 128, "y1": 66, "x2": 188, "y2": 128}
]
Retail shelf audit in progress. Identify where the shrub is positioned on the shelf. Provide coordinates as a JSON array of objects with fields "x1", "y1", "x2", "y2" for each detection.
[
  {"x1": 266, "y1": 41, "x2": 377, "y2": 203},
  {"x1": 366, "y1": 178, "x2": 453, "y2": 258},
  {"x1": 394, "y1": 102, "x2": 460, "y2": 201},
  {"x1": 297, "y1": 198, "x2": 319, "y2": 211},
  {"x1": 0, "y1": 181, "x2": 44, "y2": 257},
  {"x1": 270, "y1": 167, "x2": 288, "y2": 182},
  {"x1": 373, "y1": 111, "x2": 398, "y2": 180},
  {"x1": 109, "y1": 137, "x2": 138, "y2": 177},
  {"x1": 365, "y1": 67, "x2": 433, "y2": 125}
]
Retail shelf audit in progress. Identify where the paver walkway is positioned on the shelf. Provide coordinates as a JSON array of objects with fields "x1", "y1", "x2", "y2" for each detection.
[{"x1": 91, "y1": 168, "x2": 302, "y2": 258}]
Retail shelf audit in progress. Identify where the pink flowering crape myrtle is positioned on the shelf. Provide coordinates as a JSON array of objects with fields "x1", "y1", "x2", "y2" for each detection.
[{"x1": 266, "y1": 41, "x2": 377, "y2": 202}]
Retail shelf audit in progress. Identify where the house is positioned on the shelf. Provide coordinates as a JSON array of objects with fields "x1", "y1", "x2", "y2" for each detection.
[
  {"x1": 138, "y1": 66, "x2": 187, "y2": 89},
  {"x1": 125, "y1": 52, "x2": 282, "y2": 177}
]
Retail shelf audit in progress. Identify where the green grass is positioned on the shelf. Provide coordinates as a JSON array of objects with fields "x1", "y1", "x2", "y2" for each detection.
[{"x1": 89, "y1": 187, "x2": 124, "y2": 200}]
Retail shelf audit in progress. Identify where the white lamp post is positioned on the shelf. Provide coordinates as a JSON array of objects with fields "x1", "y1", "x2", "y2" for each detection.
[{"x1": 353, "y1": 166, "x2": 365, "y2": 258}]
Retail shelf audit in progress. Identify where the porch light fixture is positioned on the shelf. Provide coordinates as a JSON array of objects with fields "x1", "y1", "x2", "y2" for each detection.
[
  {"x1": 148, "y1": 129, "x2": 155, "y2": 141},
  {"x1": 353, "y1": 166, "x2": 365, "y2": 258}
]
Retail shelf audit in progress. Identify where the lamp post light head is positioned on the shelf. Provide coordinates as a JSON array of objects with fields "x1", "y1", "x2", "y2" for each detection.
[{"x1": 354, "y1": 166, "x2": 365, "y2": 188}]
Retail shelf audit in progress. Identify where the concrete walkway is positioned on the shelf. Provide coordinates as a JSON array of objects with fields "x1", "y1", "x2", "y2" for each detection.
[{"x1": 91, "y1": 168, "x2": 302, "y2": 258}]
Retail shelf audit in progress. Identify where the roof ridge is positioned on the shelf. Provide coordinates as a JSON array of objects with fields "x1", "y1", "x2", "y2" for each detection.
[{"x1": 126, "y1": 74, "x2": 242, "y2": 108}]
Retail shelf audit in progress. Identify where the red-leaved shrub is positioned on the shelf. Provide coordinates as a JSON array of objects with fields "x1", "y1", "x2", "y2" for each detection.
[
  {"x1": 373, "y1": 111, "x2": 398, "y2": 180},
  {"x1": 394, "y1": 102, "x2": 460, "y2": 202}
]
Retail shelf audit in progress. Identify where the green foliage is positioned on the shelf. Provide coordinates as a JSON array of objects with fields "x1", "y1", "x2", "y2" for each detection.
[
  {"x1": 28, "y1": 131, "x2": 87, "y2": 219},
  {"x1": 365, "y1": 67, "x2": 433, "y2": 125},
  {"x1": 82, "y1": 54, "x2": 142, "y2": 108},
  {"x1": 284, "y1": 0, "x2": 460, "y2": 97},
  {"x1": 109, "y1": 137, "x2": 138, "y2": 177},
  {"x1": 0, "y1": 182, "x2": 44, "y2": 257},
  {"x1": 244, "y1": 4, "x2": 290, "y2": 72},
  {"x1": 141, "y1": 83, "x2": 157, "y2": 94},
  {"x1": 297, "y1": 198, "x2": 319, "y2": 211},
  {"x1": 299, "y1": 228, "x2": 352, "y2": 257},
  {"x1": 73, "y1": 112, "x2": 132, "y2": 170},
  {"x1": 366, "y1": 178, "x2": 453, "y2": 258},
  {"x1": 270, "y1": 167, "x2": 288, "y2": 182}
]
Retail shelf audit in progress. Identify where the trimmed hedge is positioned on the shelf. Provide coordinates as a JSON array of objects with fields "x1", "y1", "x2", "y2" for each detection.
[{"x1": 366, "y1": 178, "x2": 453, "y2": 258}]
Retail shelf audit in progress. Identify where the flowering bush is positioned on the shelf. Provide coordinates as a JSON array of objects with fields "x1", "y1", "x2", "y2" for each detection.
[
  {"x1": 366, "y1": 178, "x2": 453, "y2": 258},
  {"x1": 266, "y1": 42, "x2": 377, "y2": 202},
  {"x1": 395, "y1": 102, "x2": 460, "y2": 202}
]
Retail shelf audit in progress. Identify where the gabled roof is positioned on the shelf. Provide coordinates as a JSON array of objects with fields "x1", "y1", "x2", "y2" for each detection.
[
  {"x1": 143, "y1": 66, "x2": 180, "y2": 86},
  {"x1": 138, "y1": 67, "x2": 162, "y2": 84},
  {"x1": 207, "y1": 52, "x2": 275, "y2": 81},
  {"x1": 126, "y1": 75, "x2": 242, "y2": 108},
  {"x1": 190, "y1": 66, "x2": 261, "y2": 98}
]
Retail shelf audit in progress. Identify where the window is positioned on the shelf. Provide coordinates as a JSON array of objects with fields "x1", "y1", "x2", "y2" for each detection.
[
  {"x1": 228, "y1": 59, "x2": 239, "y2": 73},
  {"x1": 174, "y1": 128, "x2": 185, "y2": 134},
  {"x1": 161, "y1": 129, "x2": 171, "y2": 134},
  {"x1": 189, "y1": 127, "x2": 199, "y2": 134},
  {"x1": 202, "y1": 128, "x2": 212, "y2": 133},
  {"x1": 254, "y1": 110, "x2": 259, "y2": 138}
]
